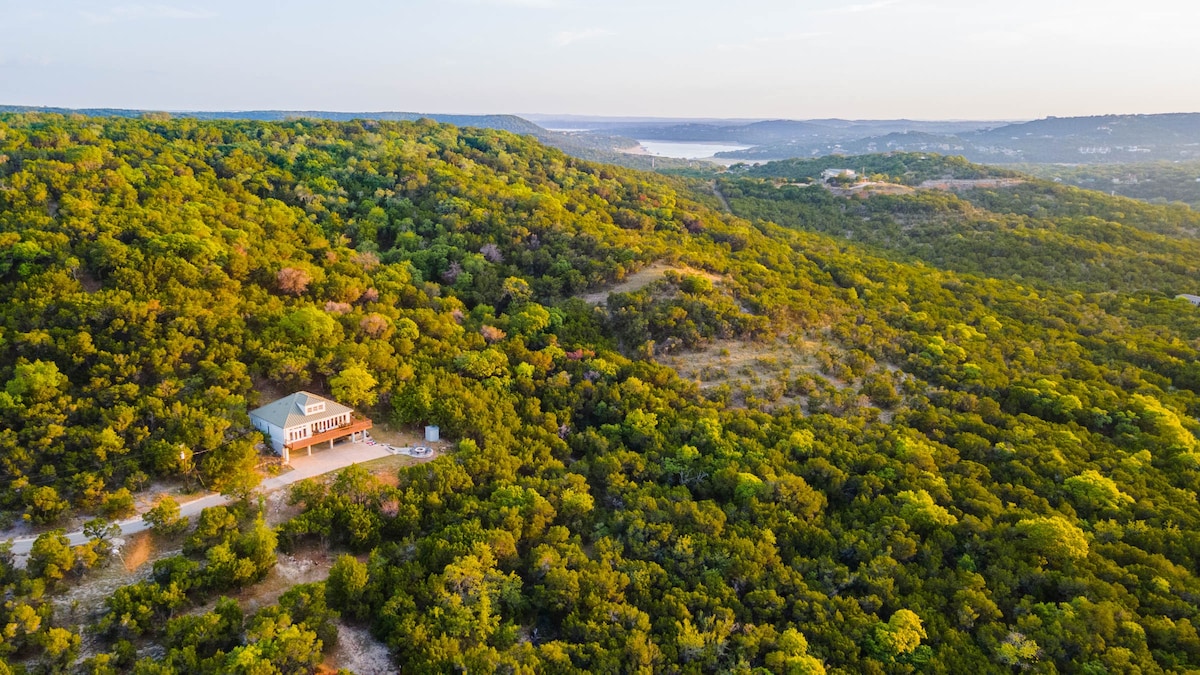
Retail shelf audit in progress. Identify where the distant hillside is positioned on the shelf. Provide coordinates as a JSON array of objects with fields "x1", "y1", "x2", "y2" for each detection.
[
  {"x1": 723, "y1": 153, "x2": 1200, "y2": 293},
  {"x1": 0, "y1": 105, "x2": 546, "y2": 134},
  {"x1": 0, "y1": 104, "x2": 708, "y2": 171},
  {"x1": 718, "y1": 113, "x2": 1200, "y2": 164},
  {"x1": 615, "y1": 118, "x2": 1003, "y2": 145},
  {"x1": 738, "y1": 152, "x2": 1019, "y2": 185},
  {"x1": 1018, "y1": 160, "x2": 1200, "y2": 209},
  {"x1": 26, "y1": 106, "x2": 1200, "y2": 169},
  {"x1": 974, "y1": 113, "x2": 1200, "y2": 145},
  {"x1": 622, "y1": 120, "x2": 831, "y2": 144}
]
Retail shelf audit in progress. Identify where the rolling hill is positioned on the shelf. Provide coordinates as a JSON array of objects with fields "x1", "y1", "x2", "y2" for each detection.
[
  {"x1": 718, "y1": 114, "x2": 1200, "y2": 164},
  {"x1": 0, "y1": 115, "x2": 1198, "y2": 673}
]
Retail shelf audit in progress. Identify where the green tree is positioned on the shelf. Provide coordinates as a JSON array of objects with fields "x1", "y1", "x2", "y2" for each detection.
[
  {"x1": 896, "y1": 489, "x2": 957, "y2": 528},
  {"x1": 83, "y1": 517, "x2": 122, "y2": 559},
  {"x1": 24, "y1": 486, "x2": 70, "y2": 524},
  {"x1": 28, "y1": 530, "x2": 75, "y2": 585},
  {"x1": 143, "y1": 496, "x2": 189, "y2": 537},
  {"x1": 5, "y1": 359, "x2": 68, "y2": 403},
  {"x1": 1064, "y1": 470, "x2": 1133, "y2": 513},
  {"x1": 280, "y1": 306, "x2": 341, "y2": 349},
  {"x1": 39, "y1": 626, "x2": 81, "y2": 670},
  {"x1": 765, "y1": 628, "x2": 827, "y2": 674},
  {"x1": 875, "y1": 609, "x2": 927, "y2": 658},
  {"x1": 1016, "y1": 516, "x2": 1089, "y2": 564},
  {"x1": 330, "y1": 362, "x2": 378, "y2": 408}
]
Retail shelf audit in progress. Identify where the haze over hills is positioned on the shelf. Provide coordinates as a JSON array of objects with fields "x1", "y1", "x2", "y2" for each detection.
[
  {"x1": 532, "y1": 112, "x2": 1200, "y2": 166},
  {"x1": 9, "y1": 104, "x2": 1200, "y2": 171},
  {"x1": 598, "y1": 119, "x2": 1012, "y2": 145},
  {"x1": 715, "y1": 113, "x2": 1200, "y2": 164}
]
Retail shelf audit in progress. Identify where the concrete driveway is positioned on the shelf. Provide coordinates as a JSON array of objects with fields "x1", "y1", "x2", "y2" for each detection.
[{"x1": 7, "y1": 441, "x2": 392, "y2": 556}]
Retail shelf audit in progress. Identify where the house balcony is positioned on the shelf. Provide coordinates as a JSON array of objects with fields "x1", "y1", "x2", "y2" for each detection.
[{"x1": 285, "y1": 413, "x2": 374, "y2": 451}]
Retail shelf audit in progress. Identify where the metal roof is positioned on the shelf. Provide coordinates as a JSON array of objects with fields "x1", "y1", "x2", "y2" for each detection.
[{"x1": 249, "y1": 391, "x2": 354, "y2": 430}]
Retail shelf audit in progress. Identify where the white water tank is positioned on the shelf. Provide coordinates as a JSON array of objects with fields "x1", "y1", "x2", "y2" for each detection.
[{"x1": 425, "y1": 425, "x2": 440, "y2": 442}]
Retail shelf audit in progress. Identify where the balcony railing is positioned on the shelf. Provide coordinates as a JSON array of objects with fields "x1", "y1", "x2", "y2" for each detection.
[{"x1": 285, "y1": 413, "x2": 373, "y2": 450}]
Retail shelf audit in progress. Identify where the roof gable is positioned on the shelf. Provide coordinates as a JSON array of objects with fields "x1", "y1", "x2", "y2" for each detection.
[{"x1": 249, "y1": 391, "x2": 354, "y2": 430}]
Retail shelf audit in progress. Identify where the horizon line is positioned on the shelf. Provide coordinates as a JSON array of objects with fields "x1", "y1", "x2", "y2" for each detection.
[{"x1": 5, "y1": 103, "x2": 1200, "y2": 124}]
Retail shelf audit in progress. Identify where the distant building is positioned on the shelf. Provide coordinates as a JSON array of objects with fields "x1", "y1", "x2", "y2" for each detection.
[
  {"x1": 822, "y1": 168, "x2": 857, "y2": 181},
  {"x1": 1178, "y1": 294, "x2": 1200, "y2": 307},
  {"x1": 250, "y1": 391, "x2": 372, "y2": 463}
]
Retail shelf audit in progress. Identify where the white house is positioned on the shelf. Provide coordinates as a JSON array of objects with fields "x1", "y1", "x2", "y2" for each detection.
[
  {"x1": 821, "y1": 168, "x2": 857, "y2": 181},
  {"x1": 1178, "y1": 294, "x2": 1200, "y2": 307},
  {"x1": 250, "y1": 391, "x2": 372, "y2": 463}
]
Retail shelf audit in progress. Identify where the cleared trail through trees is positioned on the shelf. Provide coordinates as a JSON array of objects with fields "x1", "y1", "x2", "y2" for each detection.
[
  {"x1": 711, "y1": 180, "x2": 733, "y2": 212},
  {"x1": 579, "y1": 263, "x2": 723, "y2": 305},
  {"x1": 7, "y1": 441, "x2": 392, "y2": 556}
]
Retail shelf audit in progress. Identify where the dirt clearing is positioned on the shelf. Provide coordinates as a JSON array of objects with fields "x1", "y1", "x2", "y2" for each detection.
[
  {"x1": 919, "y1": 178, "x2": 1025, "y2": 190},
  {"x1": 120, "y1": 532, "x2": 156, "y2": 572},
  {"x1": 323, "y1": 620, "x2": 394, "y2": 674}
]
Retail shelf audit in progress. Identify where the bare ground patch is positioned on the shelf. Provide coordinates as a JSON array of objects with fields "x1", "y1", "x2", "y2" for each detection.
[
  {"x1": 250, "y1": 377, "x2": 295, "y2": 409},
  {"x1": 75, "y1": 267, "x2": 102, "y2": 293},
  {"x1": 919, "y1": 178, "x2": 1026, "y2": 191},
  {"x1": 242, "y1": 547, "x2": 335, "y2": 612},
  {"x1": 264, "y1": 484, "x2": 305, "y2": 528},
  {"x1": 357, "y1": 454, "x2": 422, "y2": 485},
  {"x1": 121, "y1": 532, "x2": 156, "y2": 572},
  {"x1": 827, "y1": 181, "x2": 917, "y2": 197},
  {"x1": 178, "y1": 543, "x2": 337, "y2": 623},
  {"x1": 52, "y1": 540, "x2": 179, "y2": 660},
  {"x1": 323, "y1": 620, "x2": 394, "y2": 675}
]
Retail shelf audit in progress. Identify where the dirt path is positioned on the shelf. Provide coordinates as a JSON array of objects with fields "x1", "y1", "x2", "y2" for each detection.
[
  {"x1": 711, "y1": 180, "x2": 733, "y2": 213},
  {"x1": 579, "y1": 263, "x2": 723, "y2": 305}
]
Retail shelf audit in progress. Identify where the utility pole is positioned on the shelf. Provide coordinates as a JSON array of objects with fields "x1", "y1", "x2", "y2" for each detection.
[{"x1": 180, "y1": 446, "x2": 205, "y2": 490}]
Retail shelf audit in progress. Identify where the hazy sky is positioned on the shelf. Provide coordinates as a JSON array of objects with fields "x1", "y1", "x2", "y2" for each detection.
[{"x1": 2, "y1": 0, "x2": 1198, "y2": 119}]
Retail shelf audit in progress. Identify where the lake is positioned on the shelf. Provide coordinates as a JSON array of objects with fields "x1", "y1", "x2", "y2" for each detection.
[{"x1": 635, "y1": 140, "x2": 753, "y2": 159}]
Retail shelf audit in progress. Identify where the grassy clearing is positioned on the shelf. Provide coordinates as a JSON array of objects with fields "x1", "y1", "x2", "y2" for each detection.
[
  {"x1": 661, "y1": 338, "x2": 811, "y2": 410},
  {"x1": 658, "y1": 331, "x2": 904, "y2": 414}
]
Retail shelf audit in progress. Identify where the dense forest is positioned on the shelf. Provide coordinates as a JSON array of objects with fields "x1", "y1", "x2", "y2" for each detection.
[
  {"x1": 0, "y1": 106, "x2": 698, "y2": 174},
  {"x1": 721, "y1": 160, "x2": 1200, "y2": 294},
  {"x1": 736, "y1": 153, "x2": 1020, "y2": 186},
  {"x1": 0, "y1": 115, "x2": 1199, "y2": 673},
  {"x1": 1015, "y1": 161, "x2": 1200, "y2": 210}
]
